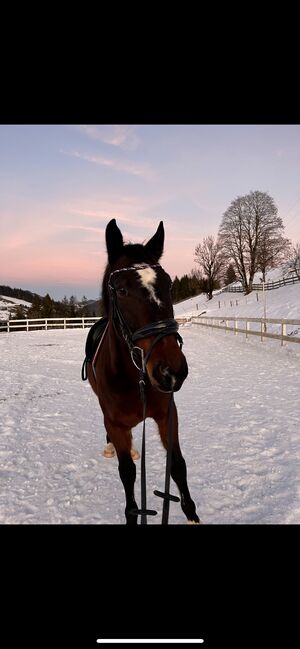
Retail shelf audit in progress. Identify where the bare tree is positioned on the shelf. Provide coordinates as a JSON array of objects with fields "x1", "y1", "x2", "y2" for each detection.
[
  {"x1": 218, "y1": 196, "x2": 249, "y2": 290},
  {"x1": 194, "y1": 236, "x2": 224, "y2": 299},
  {"x1": 219, "y1": 190, "x2": 288, "y2": 293},
  {"x1": 289, "y1": 242, "x2": 300, "y2": 279},
  {"x1": 257, "y1": 233, "x2": 291, "y2": 282}
]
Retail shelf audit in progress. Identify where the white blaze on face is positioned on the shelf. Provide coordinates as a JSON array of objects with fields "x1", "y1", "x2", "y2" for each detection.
[{"x1": 136, "y1": 267, "x2": 162, "y2": 306}]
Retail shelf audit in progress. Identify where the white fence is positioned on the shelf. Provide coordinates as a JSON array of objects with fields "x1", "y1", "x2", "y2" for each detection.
[
  {"x1": 0, "y1": 316, "x2": 188, "y2": 332},
  {"x1": 190, "y1": 315, "x2": 300, "y2": 346},
  {"x1": 2, "y1": 315, "x2": 300, "y2": 347},
  {"x1": 222, "y1": 273, "x2": 300, "y2": 293},
  {"x1": 0, "y1": 316, "x2": 101, "y2": 333}
]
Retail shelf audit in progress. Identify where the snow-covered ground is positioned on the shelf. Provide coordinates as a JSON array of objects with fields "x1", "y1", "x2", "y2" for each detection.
[
  {"x1": 174, "y1": 274, "x2": 300, "y2": 330},
  {"x1": 1, "y1": 314, "x2": 300, "y2": 524},
  {"x1": 0, "y1": 295, "x2": 31, "y2": 321}
]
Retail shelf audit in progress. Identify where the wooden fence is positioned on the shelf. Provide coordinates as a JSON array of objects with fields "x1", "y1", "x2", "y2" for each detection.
[
  {"x1": 2, "y1": 315, "x2": 300, "y2": 347},
  {"x1": 0, "y1": 315, "x2": 189, "y2": 333},
  {"x1": 0, "y1": 316, "x2": 101, "y2": 333},
  {"x1": 222, "y1": 273, "x2": 300, "y2": 293},
  {"x1": 191, "y1": 315, "x2": 300, "y2": 346}
]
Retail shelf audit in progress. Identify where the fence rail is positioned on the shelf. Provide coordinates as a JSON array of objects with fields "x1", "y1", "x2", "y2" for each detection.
[
  {"x1": 0, "y1": 316, "x2": 102, "y2": 333},
  {"x1": 191, "y1": 315, "x2": 300, "y2": 346},
  {"x1": 2, "y1": 315, "x2": 300, "y2": 348},
  {"x1": 222, "y1": 273, "x2": 300, "y2": 293}
]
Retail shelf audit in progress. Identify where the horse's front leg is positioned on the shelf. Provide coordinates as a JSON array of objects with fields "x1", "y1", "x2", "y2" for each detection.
[
  {"x1": 156, "y1": 402, "x2": 200, "y2": 524},
  {"x1": 104, "y1": 420, "x2": 139, "y2": 525},
  {"x1": 104, "y1": 431, "x2": 140, "y2": 460}
]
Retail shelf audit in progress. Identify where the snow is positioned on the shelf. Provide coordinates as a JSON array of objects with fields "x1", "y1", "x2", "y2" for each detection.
[
  {"x1": 0, "y1": 295, "x2": 32, "y2": 321},
  {"x1": 1, "y1": 275, "x2": 300, "y2": 524},
  {"x1": 174, "y1": 276, "x2": 300, "y2": 327}
]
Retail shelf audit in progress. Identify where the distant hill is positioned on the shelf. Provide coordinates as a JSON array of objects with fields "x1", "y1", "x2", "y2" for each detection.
[
  {"x1": 0, "y1": 285, "x2": 42, "y2": 303},
  {"x1": 82, "y1": 299, "x2": 102, "y2": 317},
  {"x1": 0, "y1": 295, "x2": 32, "y2": 321},
  {"x1": 0, "y1": 285, "x2": 103, "y2": 321}
]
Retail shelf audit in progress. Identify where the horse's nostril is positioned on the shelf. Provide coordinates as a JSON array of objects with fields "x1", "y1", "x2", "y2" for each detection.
[
  {"x1": 154, "y1": 364, "x2": 176, "y2": 390},
  {"x1": 159, "y1": 365, "x2": 171, "y2": 378}
]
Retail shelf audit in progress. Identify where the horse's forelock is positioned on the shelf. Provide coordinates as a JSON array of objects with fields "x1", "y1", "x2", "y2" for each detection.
[{"x1": 101, "y1": 243, "x2": 161, "y2": 315}]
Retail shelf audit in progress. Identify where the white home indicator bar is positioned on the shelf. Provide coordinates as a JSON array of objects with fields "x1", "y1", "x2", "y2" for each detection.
[{"x1": 97, "y1": 641, "x2": 204, "y2": 644}]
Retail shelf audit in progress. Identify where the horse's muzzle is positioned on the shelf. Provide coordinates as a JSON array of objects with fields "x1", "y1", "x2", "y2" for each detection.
[{"x1": 152, "y1": 358, "x2": 188, "y2": 392}]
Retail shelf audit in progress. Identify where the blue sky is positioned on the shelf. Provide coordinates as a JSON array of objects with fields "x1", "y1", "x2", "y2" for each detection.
[{"x1": 1, "y1": 124, "x2": 300, "y2": 299}]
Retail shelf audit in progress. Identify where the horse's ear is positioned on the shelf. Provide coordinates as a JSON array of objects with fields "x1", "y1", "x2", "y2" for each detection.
[
  {"x1": 106, "y1": 219, "x2": 124, "y2": 264},
  {"x1": 144, "y1": 221, "x2": 164, "y2": 261}
]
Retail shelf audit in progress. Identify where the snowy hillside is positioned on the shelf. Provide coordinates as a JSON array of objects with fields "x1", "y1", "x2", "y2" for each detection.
[
  {"x1": 174, "y1": 266, "x2": 300, "y2": 323},
  {"x1": 0, "y1": 295, "x2": 32, "y2": 321}
]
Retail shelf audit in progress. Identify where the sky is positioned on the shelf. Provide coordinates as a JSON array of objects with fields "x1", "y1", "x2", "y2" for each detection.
[{"x1": 1, "y1": 124, "x2": 300, "y2": 300}]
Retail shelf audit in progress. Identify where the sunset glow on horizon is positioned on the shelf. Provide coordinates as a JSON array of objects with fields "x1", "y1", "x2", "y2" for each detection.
[{"x1": 1, "y1": 124, "x2": 300, "y2": 299}]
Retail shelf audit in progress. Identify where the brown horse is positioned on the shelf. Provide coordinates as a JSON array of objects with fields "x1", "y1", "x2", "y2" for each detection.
[{"x1": 86, "y1": 219, "x2": 199, "y2": 524}]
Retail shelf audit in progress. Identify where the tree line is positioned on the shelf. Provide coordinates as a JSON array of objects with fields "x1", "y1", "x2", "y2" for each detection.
[
  {"x1": 171, "y1": 265, "x2": 237, "y2": 303},
  {"x1": 0, "y1": 285, "x2": 40, "y2": 303},
  {"x1": 10, "y1": 294, "x2": 102, "y2": 320}
]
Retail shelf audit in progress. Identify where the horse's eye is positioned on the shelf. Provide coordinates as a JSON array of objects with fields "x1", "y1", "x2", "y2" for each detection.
[{"x1": 117, "y1": 287, "x2": 128, "y2": 297}]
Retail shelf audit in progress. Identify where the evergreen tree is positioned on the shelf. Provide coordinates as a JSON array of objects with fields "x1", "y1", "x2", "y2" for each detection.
[
  {"x1": 68, "y1": 296, "x2": 78, "y2": 317},
  {"x1": 171, "y1": 276, "x2": 181, "y2": 303},
  {"x1": 224, "y1": 263, "x2": 237, "y2": 286}
]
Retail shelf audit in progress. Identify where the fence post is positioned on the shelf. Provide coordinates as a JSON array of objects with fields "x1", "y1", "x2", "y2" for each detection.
[
  {"x1": 234, "y1": 319, "x2": 238, "y2": 335},
  {"x1": 82, "y1": 317, "x2": 84, "y2": 328},
  {"x1": 246, "y1": 320, "x2": 250, "y2": 339},
  {"x1": 7, "y1": 320, "x2": 10, "y2": 333},
  {"x1": 26, "y1": 320, "x2": 29, "y2": 332},
  {"x1": 281, "y1": 321, "x2": 286, "y2": 346},
  {"x1": 64, "y1": 319, "x2": 66, "y2": 330},
  {"x1": 260, "y1": 320, "x2": 264, "y2": 342},
  {"x1": 45, "y1": 319, "x2": 48, "y2": 331}
]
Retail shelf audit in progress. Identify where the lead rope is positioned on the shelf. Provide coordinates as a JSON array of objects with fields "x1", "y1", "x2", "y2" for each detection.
[
  {"x1": 154, "y1": 392, "x2": 180, "y2": 524},
  {"x1": 132, "y1": 351, "x2": 180, "y2": 525},
  {"x1": 131, "y1": 356, "x2": 157, "y2": 524}
]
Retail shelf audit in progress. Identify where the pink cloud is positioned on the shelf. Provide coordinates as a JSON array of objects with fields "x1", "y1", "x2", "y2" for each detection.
[
  {"x1": 63, "y1": 149, "x2": 155, "y2": 180},
  {"x1": 74, "y1": 125, "x2": 140, "y2": 150}
]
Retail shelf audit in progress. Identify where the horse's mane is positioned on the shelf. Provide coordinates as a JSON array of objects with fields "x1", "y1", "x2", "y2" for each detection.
[{"x1": 101, "y1": 243, "x2": 159, "y2": 316}]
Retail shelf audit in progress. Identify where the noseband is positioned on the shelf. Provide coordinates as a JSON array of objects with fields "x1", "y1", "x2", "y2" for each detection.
[{"x1": 108, "y1": 264, "x2": 183, "y2": 379}]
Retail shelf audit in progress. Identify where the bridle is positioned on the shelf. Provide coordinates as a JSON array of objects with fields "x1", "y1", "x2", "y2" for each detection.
[
  {"x1": 108, "y1": 263, "x2": 183, "y2": 378},
  {"x1": 108, "y1": 262, "x2": 182, "y2": 524}
]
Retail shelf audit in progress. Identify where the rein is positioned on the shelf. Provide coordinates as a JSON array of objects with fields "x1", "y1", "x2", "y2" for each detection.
[{"x1": 108, "y1": 263, "x2": 182, "y2": 525}]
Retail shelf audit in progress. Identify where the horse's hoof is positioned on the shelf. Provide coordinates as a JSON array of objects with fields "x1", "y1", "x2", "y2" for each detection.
[
  {"x1": 102, "y1": 442, "x2": 115, "y2": 458},
  {"x1": 130, "y1": 447, "x2": 140, "y2": 460},
  {"x1": 187, "y1": 519, "x2": 203, "y2": 525}
]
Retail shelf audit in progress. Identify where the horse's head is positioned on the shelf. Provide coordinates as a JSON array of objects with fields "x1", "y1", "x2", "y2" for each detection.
[{"x1": 102, "y1": 219, "x2": 188, "y2": 392}]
